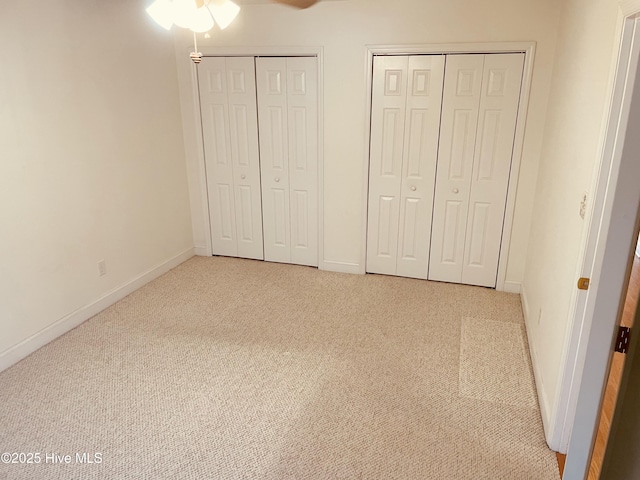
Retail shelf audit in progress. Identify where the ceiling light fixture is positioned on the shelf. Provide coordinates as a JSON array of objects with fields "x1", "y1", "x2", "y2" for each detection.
[
  {"x1": 206, "y1": 0, "x2": 241, "y2": 30},
  {"x1": 146, "y1": 0, "x2": 240, "y2": 63}
]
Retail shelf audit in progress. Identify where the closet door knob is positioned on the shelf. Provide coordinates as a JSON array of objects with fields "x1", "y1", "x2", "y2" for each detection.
[
  {"x1": 275, "y1": 177, "x2": 280, "y2": 183},
  {"x1": 453, "y1": 188, "x2": 459, "y2": 194},
  {"x1": 241, "y1": 174, "x2": 246, "y2": 180},
  {"x1": 410, "y1": 186, "x2": 417, "y2": 191}
]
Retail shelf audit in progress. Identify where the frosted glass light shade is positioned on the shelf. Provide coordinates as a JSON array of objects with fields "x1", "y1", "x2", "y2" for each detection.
[
  {"x1": 173, "y1": 0, "x2": 215, "y2": 32},
  {"x1": 146, "y1": 0, "x2": 174, "y2": 30},
  {"x1": 207, "y1": 0, "x2": 240, "y2": 30},
  {"x1": 172, "y1": 0, "x2": 198, "y2": 28},
  {"x1": 189, "y1": 6, "x2": 215, "y2": 32},
  {"x1": 146, "y1": 0, "x2": 235, "y2": 33}
]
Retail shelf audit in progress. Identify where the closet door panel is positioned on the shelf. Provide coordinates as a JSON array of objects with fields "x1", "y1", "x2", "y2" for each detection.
[
  {"x1": 226, "y1": 57, "x2": 264, "y2": 260},
  {"x1": 366, "y1": 56, "x2": 409, "y2": 276},
  {"x1": 199, "y1": 57, "x2": 238, "y2": 257},
  {"x1": 257, "y1": 57, "x2": 292, "y2": 264},
  {"x1": 287, "y1": 57, "x2": 318, "y2": 267},
  {"x1": 429, "y1": 54, "x2": 484, "y2": 283},
  {"x1": 396, "y1": 55, "x2": 445, "y2": 279},
  {"x1": 462, "y1": 53, "x2": 524, "y2": 287}
]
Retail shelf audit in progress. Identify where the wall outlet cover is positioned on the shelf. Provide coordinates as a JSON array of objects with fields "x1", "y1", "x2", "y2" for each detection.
[{"x1": 98, "y1": 260, "x2": 107, "y2": 277}]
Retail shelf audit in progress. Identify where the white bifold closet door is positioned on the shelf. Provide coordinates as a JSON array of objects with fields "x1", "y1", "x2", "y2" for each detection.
[
  {"x1": 366, "y1": 55, "x2": 445, "y2": 279},
  {"x1": 429, "y1": 53, "x2": 524, "y2": 287},
  {"x1": 199, "y1": 57, "x2": 264, "y2": 260},
  {"x1": 256, "y1": 57, "x2": 319, "y2": 267}
]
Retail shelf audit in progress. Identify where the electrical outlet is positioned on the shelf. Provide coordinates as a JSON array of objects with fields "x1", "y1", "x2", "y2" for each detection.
[
  {"x1": 98, "y1": 260, "x2": 107, "y2": 277},
  {"x1": 579, "y1": 192, "x2": 588, "y2": 220}
]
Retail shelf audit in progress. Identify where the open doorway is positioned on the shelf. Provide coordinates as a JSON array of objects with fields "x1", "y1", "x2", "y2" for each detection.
[
  {"x1": 563, "y1": 9, "x2": 640, "y2": 479},
  {"x1": 586, "y1": 238, "x2": 640, "y2": 478}
]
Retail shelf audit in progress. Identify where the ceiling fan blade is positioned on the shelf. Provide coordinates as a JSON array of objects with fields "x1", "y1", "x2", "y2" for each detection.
[{"x1": 271, "y1": 0, "x2": 320, "y2": 8}]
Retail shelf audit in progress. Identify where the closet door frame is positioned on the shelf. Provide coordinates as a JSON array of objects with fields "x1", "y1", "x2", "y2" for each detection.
[
  {"x1": 362, "y1": 42, "x2": 536, "y2": 292},
  {"x1": 188, "y1": 46, "x2": 324, "y2": 267}
]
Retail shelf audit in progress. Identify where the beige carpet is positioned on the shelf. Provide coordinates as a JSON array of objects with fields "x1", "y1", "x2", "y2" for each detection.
[{"x1": 0, "y1": 256, "x2": 559, "y2": 479}]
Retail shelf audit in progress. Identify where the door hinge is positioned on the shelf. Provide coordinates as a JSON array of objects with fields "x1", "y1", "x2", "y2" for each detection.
[
  {"x1": 615, "y1": 326, "x2": 632, "y2": 354},
  {"x1": 577, "y1": 277, "x2": 590, "y2": 290}
]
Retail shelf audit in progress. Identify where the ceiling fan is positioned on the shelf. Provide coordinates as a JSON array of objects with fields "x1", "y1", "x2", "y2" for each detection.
[
  {"x1": 269, "y1": 0, "x2": 319, "y2": 7},
  {"x1": 147, "y1": 0, "x2": 319, "y2": 62},
  {"x1": 146, "y1": 0, "x2": 320, "y2": 34}
]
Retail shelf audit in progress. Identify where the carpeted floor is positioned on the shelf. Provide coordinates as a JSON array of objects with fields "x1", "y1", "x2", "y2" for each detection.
[{"x1": 0, "y1": 256, "x2": 559, "y2": 479}]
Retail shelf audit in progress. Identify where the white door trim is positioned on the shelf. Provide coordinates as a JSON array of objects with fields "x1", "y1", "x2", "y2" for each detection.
[
  {"x1": 178, "y1": 45, "x2": 324, "y2": 268},
  {"x1": 559, "y1": 3, "x2": 640, "y2": 477},
  {"x1": 361, "y1": 42, "x2": 536, "y2": 290}
]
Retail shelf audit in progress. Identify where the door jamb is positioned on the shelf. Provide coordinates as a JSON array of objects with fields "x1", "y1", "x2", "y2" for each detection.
[{"x1": 360, "y1": 42, "x2": 536, "y2": 291}]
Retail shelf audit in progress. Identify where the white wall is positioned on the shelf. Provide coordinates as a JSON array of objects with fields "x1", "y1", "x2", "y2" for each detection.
[
  {"x1": 176, "y1": 0, "x2": 562, "y2": 282},
  {"x1": 521, "y1": 0, "x2": 621, "y2": 447},
  {"x1": 0, "y1": 1, "x2": 194, "y2": 369}
]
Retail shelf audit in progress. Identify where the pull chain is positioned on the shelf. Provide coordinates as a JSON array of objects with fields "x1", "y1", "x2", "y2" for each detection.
[{"x1": 190, "y1": 31, "x2": 202, "y2": 64}]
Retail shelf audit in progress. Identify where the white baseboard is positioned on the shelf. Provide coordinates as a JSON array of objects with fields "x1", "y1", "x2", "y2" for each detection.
[
  {"x1": 520, "y1": 282, "x2": 532, "y2": 324},
  {"x1": 194, "y1": 245, "x2": 209, "y2": 256},
  {"x1": 0, "y1": 247, "x2": 195, "y2": 373},
  {"x1": 520, "y1": 284, "x2": 556, "y2": 450},
  {"x1": 502, "y1": 281, "x2": 522, "y2": 294},
  {"x1": 320, "y1": 260, "x2": 363, "y2": 275}
]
